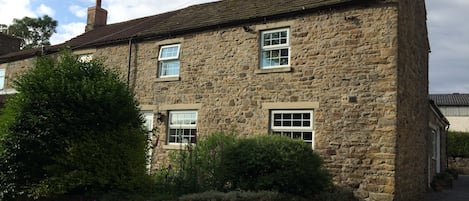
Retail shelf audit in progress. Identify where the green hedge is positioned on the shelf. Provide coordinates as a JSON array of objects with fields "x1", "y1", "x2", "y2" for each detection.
[{"x1": 448, "y1": 131, "x2": 469, "y2": 157}]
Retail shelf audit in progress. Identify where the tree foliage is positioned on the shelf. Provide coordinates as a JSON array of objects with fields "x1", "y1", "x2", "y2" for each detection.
[
  {"x1": 9, "y1": 15, "x2": 57, "y2": 49},
  {"x1": 448, "y1": 131, "x2": 469, "y2": 157},
  {"x1": 0, "y1": 51, "x2": 150, "y2": 200}
]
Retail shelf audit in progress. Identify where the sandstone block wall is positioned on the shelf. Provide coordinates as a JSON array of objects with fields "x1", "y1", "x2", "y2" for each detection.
[
  {"x1": 94, "y1": 4, "x2": 401, "y2": 201},
  {"x1": 0, "y1": 58, "x2": 36, "y2": 90},
  {"x1": 0, "y1": 1, "x2": 432, "y2": 201},
  {"x1": 394, "y1": 0, "x2": 430, "y2": 200},
  {"x1": 449, "y1": 157, "x2": 469, "y2": 175}
]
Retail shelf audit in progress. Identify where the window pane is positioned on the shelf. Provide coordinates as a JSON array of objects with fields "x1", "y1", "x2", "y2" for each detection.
[
  {"x1": 293, "y1": 113, "x2": 301, "y2": 119},
  {"x1": 274, "y1": 121, "x2": 282, "y2": 126},
  {"x1": 293, "y1": 132, "x2": 302, "y2": 139},
  {"x1": 303, "y1": 132, "x2": 313, "y2": 140},
  {"x1": 281, "y1": 49, "x2": 289, "y2": 56},
  {"x1": 280, "y1": 31, "x2": 287, "y2": 38},
  {"x1": 293, "y1": 121, "x2": 302, "y2": 126},
  {"x1": 160, "y1": 60, "x2": 180, "y2": 77},
  {"x1": 160, "y1": 46, "x2": 179, "y2": 58},
  {"x1": 0, "y1": 69, "x2": 4, "y2": 89}
]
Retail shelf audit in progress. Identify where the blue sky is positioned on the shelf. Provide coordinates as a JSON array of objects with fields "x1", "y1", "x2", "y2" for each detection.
[{"x1": 0, "y1": 0, "x2": 468, "y2": 94}]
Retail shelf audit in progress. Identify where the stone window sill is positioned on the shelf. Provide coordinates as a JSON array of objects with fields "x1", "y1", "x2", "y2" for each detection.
[
  {"x1": 155, "y1": 76, "x2": 180, "y2": 82},
  {"x1": 163, "y1": 144, "x2": 192, "y2": 150},
  {"x1": 255, "y1": 67, "x2": 291, "y2": 74}
]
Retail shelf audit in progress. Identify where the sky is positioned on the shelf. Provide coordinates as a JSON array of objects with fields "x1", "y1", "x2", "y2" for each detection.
[{"x1": 0, "y1": 0, "x2": 467, "y2": 94}]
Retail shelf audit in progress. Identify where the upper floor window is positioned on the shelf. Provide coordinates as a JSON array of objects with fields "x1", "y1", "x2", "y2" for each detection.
[
  {"x1": 168, "y1": 110, "x2": 197, "y2": 144},
  {"x1": 270, "y1": 110, "x2": 314, "y2": 147},
  {"x1": 0, "y1": 69, "x2": 5, "y2": 89},
  {"x1": 260, "y1": 28, "x2": 290, "y2": 68},
  {"x1": 158, "y1": 44, "x2": 181, "y2": 77}
]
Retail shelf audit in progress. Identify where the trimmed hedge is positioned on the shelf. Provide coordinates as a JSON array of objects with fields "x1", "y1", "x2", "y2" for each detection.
[{"x1": 448, "y1": 131, "x2": 469, "y2": 157}]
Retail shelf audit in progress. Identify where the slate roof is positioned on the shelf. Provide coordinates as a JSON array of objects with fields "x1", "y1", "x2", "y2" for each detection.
[
  {"x1": 0, "y1": 0, "x2": 356, "y2": 63},
  {"x1": 429, "y1": 93, "x2": 469, "y2": 106}
]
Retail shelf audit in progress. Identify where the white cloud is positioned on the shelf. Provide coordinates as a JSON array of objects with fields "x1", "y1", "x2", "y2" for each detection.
[
  {"x1": 36, "y1": 4, "x2": 55, "y2": 17},
  {"x1": 50, "y1": 22, "x2": 85, "y2": 45},
  {"x1": 70, "y1": 5, "x2": 87, "y2": 18},
  {"x1": 103, "y1": 0, "x2": 219, "y2": 23},
  {"x1": 0, "y1": 0, "x2": 35, "y2": 25}
]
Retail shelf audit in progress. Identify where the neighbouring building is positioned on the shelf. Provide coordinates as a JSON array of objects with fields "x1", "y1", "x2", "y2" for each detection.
[
  {"x1": 0, "y1": 33, "x2": 21, "y2": 56},
  {"x1": 0, "y1": 0, "x2": 450, "y2": 200},
  {"x1": 430, "y1": 93, "x2": 469, "y2": 132}
]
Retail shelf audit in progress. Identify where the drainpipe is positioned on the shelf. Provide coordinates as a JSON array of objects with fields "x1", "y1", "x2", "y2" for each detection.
[
  {"x1": 445, "y1": 124, "x2": 449, "y2": 170},
  {"x1": 127, "y1": 38, "x2": 133, "y2": 86}
]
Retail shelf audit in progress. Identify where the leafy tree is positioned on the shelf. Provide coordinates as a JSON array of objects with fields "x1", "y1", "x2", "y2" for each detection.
[
  {"x1": 8, "y1": 15, "x2": 57, "y2": 49},
  {"x1": 0, "y1": 24, "x2": 7, "y2": 34},
  {"x1": 0, "y1": 51, "x2": 150, "y2": 200}
]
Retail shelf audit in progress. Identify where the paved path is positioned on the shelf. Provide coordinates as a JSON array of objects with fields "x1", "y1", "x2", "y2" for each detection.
[{"x1": 425, "y1": 175, "x2": 469, "y2": 201}]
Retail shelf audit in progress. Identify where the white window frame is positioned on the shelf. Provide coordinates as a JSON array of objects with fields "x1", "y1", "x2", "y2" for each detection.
[
  {"x1": 0, "y1": 69, "x2": 5, "y2": 90},
  {"x1": 270, "y1": 110, "x2": 314, "y2": 148},
  {"x1": 78, "y1": 54, "x2": 93, "y2": 63},
  {"x1": 158, "y1": 44, "x2": 181, "y2": 78},
  {"x1": 260, "y1": 28, "x2": 290, "y2": 69},
  {"x1": 167, "y1": 110, "x2": 197, "y2": 145}
]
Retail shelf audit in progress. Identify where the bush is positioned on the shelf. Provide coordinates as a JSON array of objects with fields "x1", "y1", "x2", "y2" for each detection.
[
  {"x1": 431, "y1": 172, "x2": 454, "y2": 191},
  {"x1": 313, "y1": 187, "x2": 358, "y2": 201},
  {"x1": 0, "y1": 51, "x2": 150, "y2": 200},
  {"x1": 158, "y1": 134, "x2": 331, "y2": 198},
  {"x1": 445, "y1": 168, "x2": 459, "y2": 180},
  {"x1": 223, "y1": 135, "x2": 331, "y2": 197},
  {"x1": 448, "y1": 131, "x2": 469, "y2": 157},
  {"x1": 155, "y1": 132, "x2": 237, "y2": 195},
  {"x1": 179, "y1": 191, "x2": 286, "y2": 201}
]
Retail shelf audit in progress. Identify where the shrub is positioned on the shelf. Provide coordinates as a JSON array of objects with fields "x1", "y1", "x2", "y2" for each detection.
[
  {"x1": 445, "y1": 168, "x2": 459, "y2": 180},
  {"x1": 448, "y1": 131, "x2": 469, "y2": 157},
  {"x1": 155, "y1": 132, "x2": 237, "y2": 195},
  {"x1": 178, "y1": 191, "x2": 286, "y2": 201},
  {"x1": 313, "y1": 187, "x2": 358, "y2": 201},
  {"x1": 223, "y1": 135, "x2": 331, "y2": 197},
  {"x1": 159, "y1": 134, "x2": 331, "y2": 198},
  {"x1": 0, "y1": 51, "x2": 150, "y2": 200},
  {"x1": 431, "y1": 172, "x2": 454, "y2": 191}
]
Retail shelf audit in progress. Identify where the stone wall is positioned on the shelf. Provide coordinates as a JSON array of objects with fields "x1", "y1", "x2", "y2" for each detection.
[
  {"x1": 0, "y1": 1, "x2": 432, "y2": 201},
  {"x1": 0, "y1": 57, "x2": 36, "y2": 89},
  {"x1": 91, "y1": 4, "x2": 401, "y2": 201},
  {"x1": 449, "y1": 157, "x2": 469, "y2": 175},
  {"x1": 394, "y1": 0, "x2": 429, "y2": 201}
]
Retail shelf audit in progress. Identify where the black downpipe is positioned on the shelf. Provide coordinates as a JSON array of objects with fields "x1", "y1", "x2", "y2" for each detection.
[{"x1": 127, "y1": 38, "x2": 133, "y2": 86}]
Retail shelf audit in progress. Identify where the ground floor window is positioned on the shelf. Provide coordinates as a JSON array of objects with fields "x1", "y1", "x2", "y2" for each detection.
[
  {"x1": 270, "y1": 110, "x2": 314, "y2": 147},
  {"x1": 168, "y1": 110, "x2": 197, "y2": 144}
]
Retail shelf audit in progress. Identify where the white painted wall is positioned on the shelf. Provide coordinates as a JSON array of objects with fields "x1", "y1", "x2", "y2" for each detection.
[{"x1": 446, "y1": 116, "x2": 469, "y2": 132}]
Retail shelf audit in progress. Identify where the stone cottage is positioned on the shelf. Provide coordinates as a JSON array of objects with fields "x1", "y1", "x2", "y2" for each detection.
[{"x1": 0, "y1": 0, "x2": 450, "y2": 200}]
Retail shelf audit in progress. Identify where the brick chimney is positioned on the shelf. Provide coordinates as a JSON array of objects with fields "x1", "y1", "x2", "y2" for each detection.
[{"x1": 85, "y1": 0, "x2": 107, "y2": 32}]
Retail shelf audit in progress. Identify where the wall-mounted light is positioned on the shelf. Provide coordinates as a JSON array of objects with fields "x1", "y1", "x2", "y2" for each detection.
[
  {"x1": 156, "y1": 112, "x2": 164, "y2": 121},
  {"x1": 243, "y1": 26, "x2": 254, "y2": 33}
]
